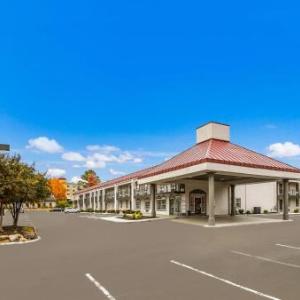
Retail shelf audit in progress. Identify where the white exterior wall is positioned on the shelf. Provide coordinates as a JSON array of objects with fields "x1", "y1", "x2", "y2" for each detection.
[
  {"x1": 137, "y1": 180, "x2": 230, "y2": 216},
  {"x1": 196, "y1": 123, "x2": 230, "y2": 143},
  {"x1": 183, "y1": 179, "x2": 229, "y2": 215},
  {"x1": 235, "y1": 182, "x2": 277, "y2": 213}
]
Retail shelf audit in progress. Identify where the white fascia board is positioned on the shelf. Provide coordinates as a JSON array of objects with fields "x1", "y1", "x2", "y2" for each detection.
[
  {"x1": 138, "y1": 162, "x2": 300, "y2": 184},
  {"x1": 138, "y1": 163, "x2": 209, "y2": 184},
  {"x1": 77, "y1": 179, "x2": 134, "y2": 195},
  {"x1": 207, "y1": 163, "x2": 300, "y2": 180}
]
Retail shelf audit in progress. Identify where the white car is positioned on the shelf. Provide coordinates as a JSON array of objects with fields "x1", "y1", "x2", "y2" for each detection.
[{"x1": 64, "y1": 207, "x2": 80, "y2": 213}]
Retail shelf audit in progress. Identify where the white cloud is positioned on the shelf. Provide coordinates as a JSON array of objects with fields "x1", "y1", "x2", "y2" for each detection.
[
  {"x1": 27, "y1": 137, "x2": 63, "y2": 153},
  {"x1": 62, "y1": 151, "x2": 86, "y2": 162},
  {"x1": 71, "y1": 176, "x2": 87, "y2": 183},
  {"x1": 46, "y1": 168, "x2": 66, "y2": 178},
  {"x1": 109, "y1": 168, "x2": 126, "y2": 176},
  {"x1": 79, "y1": 151, "x2": 143, "y2": 169},
  {"x1": 268, "y1": 142, "x2": 300, "y2": 158},
  {"x1": 133, "y1": 157, "x2": 143, "y2": 163},
  {"x1": 86, "y1": 145, "x2": 120, "y2": 153},
  {"x1": 85, "y1": 157, "x2": 106, "y2": 169}
]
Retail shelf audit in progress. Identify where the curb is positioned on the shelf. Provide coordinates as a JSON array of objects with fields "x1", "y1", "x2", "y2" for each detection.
[{"x1": 0, "y1": 236, "x2": 41, "y2": 246}]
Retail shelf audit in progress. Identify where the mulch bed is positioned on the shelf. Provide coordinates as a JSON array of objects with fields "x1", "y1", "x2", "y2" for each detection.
[{"x1": 0, "y1": 226, "x2": 37, "y2": 244}]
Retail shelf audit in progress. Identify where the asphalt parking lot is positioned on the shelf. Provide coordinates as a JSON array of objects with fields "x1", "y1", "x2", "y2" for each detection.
[{"x1": 1, "y1": 212, "x2": 300, "y2": 300}]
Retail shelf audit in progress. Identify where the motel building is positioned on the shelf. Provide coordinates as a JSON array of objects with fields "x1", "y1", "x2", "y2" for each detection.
[{"x1": 75, "y1": 122, "x2": 300, "y2": 226}]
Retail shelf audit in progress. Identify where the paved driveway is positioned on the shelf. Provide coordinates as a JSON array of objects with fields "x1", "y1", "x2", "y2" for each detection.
[{"x1": 1, "y1": 212, "x2": 300, "y2": 300}]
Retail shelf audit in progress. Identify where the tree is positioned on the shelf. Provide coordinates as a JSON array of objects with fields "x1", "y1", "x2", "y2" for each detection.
[
  {"x1": 81, "y1": 170, "x2": 100, "y2": 187},
  {"x1": 48, "y1": 178, "x2": 67, "y2": 201},
  {"x1": 0, "y1": 154, "x2": 51, "y2": 229}
]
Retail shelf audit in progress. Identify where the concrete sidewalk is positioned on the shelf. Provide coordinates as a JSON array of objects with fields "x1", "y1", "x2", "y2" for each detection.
[{"x1": 172, "y1": 214, "x2": 293, "y2": 228}]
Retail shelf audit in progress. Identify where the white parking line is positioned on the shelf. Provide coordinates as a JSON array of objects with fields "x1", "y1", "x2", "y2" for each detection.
[
  {"x1": 232, "y1": 250, "x2": 300, "y2": 269},
  {"x1": 276, "y1": 243, "x2": 300, "y2": 250},
  {"x1": 85, "y1": 273, "x2": 116, "y2": 300},
  {"x1": 170, "y1": 260, "x2": 281, "y2": 300}
]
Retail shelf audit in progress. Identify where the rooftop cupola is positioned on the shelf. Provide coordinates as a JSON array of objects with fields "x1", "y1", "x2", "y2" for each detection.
[{"x1": 196, "y1": 122, "x2": 230, "y2": 143}]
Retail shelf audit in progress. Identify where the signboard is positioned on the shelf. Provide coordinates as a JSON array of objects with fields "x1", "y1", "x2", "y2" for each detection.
[{"x1": 0, "y1": 144, "x2": 10, "y2": 151}]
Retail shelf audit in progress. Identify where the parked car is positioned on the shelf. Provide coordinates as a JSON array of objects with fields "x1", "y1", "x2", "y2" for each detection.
[
  {"x1": 50, "y1": 207, "x2": 64, "y2": 212},
  {"x1": 64, "y1": 207, "x2": 80, "y2": 213}
]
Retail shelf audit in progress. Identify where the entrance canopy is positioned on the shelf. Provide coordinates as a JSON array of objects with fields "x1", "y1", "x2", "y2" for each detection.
[
  {"x1": 77, "y1": 121, "x2": 300, "y2": 195},
  {"x1": 138, "y1": 137, "x2": 300, "y2": 185}
]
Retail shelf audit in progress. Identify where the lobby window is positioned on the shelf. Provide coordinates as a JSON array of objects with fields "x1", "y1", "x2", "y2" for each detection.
[
  {"x1": 157, "y1": 199, "x2": 166, "y2": 211},
  {"x1": 145, "y1": 201, "x2": 150, "y2": 212},
  {"x1": 235, "y1": 198, "x2": 241, "y2": 208},
  {"x1": 136, "y1": 200, "x2": 141, "y2": 210}
]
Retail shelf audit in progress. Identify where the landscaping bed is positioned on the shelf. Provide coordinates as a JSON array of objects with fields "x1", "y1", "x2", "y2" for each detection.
[{"x1": 0, "y1": 226, "x2": 38, "y2": 244}]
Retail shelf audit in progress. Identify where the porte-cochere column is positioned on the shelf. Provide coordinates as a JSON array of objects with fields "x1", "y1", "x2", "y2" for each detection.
[
  {"x1": 208, "y1": 173, "x2": 215, "y2": 226},
  {"x1": 283, "y1": 179, "x2": 289, "y2": 220},
  {"x1": 230, "y1": 184, "x2": 236, "y2": 216}
]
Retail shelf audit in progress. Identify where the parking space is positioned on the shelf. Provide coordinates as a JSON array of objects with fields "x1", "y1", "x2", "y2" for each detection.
[{"x1": 1, "y1": 212, "x2": 300, "y2": 300}]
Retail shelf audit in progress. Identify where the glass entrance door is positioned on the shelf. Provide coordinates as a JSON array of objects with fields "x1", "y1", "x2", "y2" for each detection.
[{"x1": 191, "y1": 192, "x2": 206, "y2": 215}]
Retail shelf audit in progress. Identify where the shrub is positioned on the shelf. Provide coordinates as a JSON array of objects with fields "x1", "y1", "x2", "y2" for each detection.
[
  {"x1": 122, "y1": 209, "x2": 134, "y2": 214},
  {"x1": 133, "y1": 211, "x2": 143, "y2": 219},
  {"x1": 238, "y1": 209, "x2": 244, "y2": 214},
  {"x1": 246, "y1": 210, "x2": 251, "y2": 215},
  {"x1": 294, "y1": 208, "x2": 299, "y2": 213},
  {"x1": 263, "y1": 209, "x2": 269, "y2": 214},
  {"x1": 123, "y1": 210, "x2": 143, "y2": 220},
  {"x1": 56, "y1": 200, "x2": 69, "y2": 208}
]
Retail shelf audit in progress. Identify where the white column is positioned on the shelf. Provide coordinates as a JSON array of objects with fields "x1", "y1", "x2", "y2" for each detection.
[
  {"x1": 93, "y1": 192, "x2": 96, "y2": 212},
  {"x1": 102, "y1": 189, "x2": 105, "y2": 211},
  {"x1": 230, "y1": 184, "x2": 235, "y2": 216},
  {"x1": 83, "y1": 194, "x2": 86, "y2": 210},
  {"x1": 96, "y1": 190, "x2": 100, "y2": 210},
  {"x1": 283, "y1": 179, "x2": 289, "y2": 220},
  {"x1": 114, "y1": 185, "x2": 118, "y2": 211},
  {"x1": 131, "y1": 181, "x2": 135, "y2": 211},
  {"x1": 151, "y1": 184, "x2": 156, "y2": 218},
  {"x1": 87, "y1": 193, "x2": 91, "y2": 209},
  {"x1": 208, "y1": 173, "x2": 215, "y2": 226}
]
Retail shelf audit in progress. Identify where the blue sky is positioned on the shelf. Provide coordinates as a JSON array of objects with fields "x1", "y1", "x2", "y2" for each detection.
[{"x1": 0, "y1": 0, "x2": 300, "y2": 181}]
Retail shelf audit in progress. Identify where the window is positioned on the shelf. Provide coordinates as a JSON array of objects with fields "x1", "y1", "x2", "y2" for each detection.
[
  {"x1": 136, "y1": 200, "x2": 141, "y2": 209},
  {"x1": 296, "y1": 198, "x2": 299, "y2": 207},
  {"x1": 235, "y1": 198, "x2": 241, "y2": 208},
  {"x1": 157, "y1": 199, "x2": 166, "y2": 210},
  {"x1": 145, "y1": 201, "x2": 151, "y2": 212}
]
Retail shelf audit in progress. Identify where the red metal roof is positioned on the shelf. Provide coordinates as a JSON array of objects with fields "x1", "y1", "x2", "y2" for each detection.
[
  {"x1": 77, "y1": 166, "x2": 156, "y2": 194},
  {"x1": 139, "y1": 139, "x2": 300, "y2": 179},
  {"x1": 77, "y1": 139, "x2": 300, "y2": 194}
]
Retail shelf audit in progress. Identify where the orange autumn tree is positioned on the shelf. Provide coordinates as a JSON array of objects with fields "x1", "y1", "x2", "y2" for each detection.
[
  {"x1": 48, "y1": 178, "x2": 67, "y2": 201},
  {"x1": 87, "y1": 173, "x2": 99, "y2": 187},
  {"x1": 81, "y1": 170, "x2": 100, "y2": 188}
]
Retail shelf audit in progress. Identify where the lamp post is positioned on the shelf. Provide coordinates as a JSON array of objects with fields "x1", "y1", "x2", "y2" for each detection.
[{"x1": 0, "y1": 144, "x2": 10, "y2": 151}]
